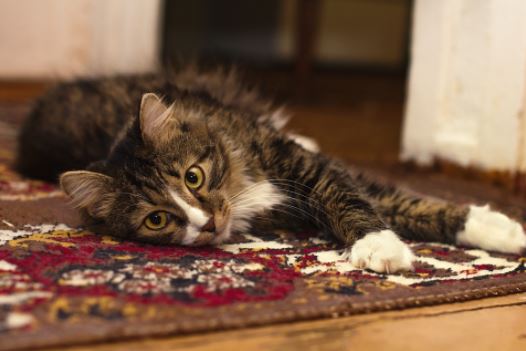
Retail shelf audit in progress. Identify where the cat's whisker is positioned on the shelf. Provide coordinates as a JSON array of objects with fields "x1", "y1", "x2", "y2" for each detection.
[
  {"x1": 229, "y1": 181, "x2": 264, "y2": 201},
  {"x1": 231, "y1": 193, "x2": 317, "y2": 216},
  {"x1": 230, "y1": 195, "x2": 330, "y2": 231},
  {"x1": 230, "y1": 204, "x2": 305, "y2": 220},
  {"x1": 230, "y1": 178, "x2": 329, "y2": 212},
  {"x1": 263, "y1": 180, "x2": 343, "y2": 225},
  {"x1": 229, "y1": 180, "x2": 275, "y2": 202},
  {"x1": 119, "y1": 192, "x2": 148, "y2": 200},
  {"x1": 231, "y1": 190, "x2": 333, "y2": 224},
  {"x1": 230, "y1": 207, "x2": 307, "y2": 227},
  {"x1": 275, "y1": 204, "x2": 330, "y2": 231},
  {"x1": 237, "y1": 200, "x2": 331, "y2": 232},
  {"x1": 267, "y1": 179, "x2": 318, "y2": 192}
]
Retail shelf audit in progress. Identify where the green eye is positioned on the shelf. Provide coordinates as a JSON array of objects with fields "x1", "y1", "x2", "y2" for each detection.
[
  {"x1": 144, "y1": 211, "x2": 169, "y2": 230},
  {"x1": 185, "y1": 166, "x2": 204, "y2": 190}
]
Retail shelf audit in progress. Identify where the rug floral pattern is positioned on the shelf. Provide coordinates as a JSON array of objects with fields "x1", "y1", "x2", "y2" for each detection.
[
  {"x1": 0, "y1": 113, "x2": 525, "y2": 350},
  {"x1": 1, "y1": 198, "x2": 525, "y2": 350}
]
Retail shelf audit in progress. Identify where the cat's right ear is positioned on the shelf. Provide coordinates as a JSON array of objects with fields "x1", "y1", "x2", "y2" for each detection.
[
  {"x1": 60, "y1": 170, "x2": 115, "y2": 219},
  {"x1": 139, "y1": 93, "x2": 173, "y2": 143}
]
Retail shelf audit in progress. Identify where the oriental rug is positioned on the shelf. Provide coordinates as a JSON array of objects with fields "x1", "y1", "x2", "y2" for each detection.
[{"x1": 0, "y1": 106, "x2": 525, "y2": 351}]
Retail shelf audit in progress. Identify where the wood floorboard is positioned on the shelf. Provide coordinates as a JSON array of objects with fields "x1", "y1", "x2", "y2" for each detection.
[{"x1": 46, "y1": 293, "x2": 526, "y2": 351}]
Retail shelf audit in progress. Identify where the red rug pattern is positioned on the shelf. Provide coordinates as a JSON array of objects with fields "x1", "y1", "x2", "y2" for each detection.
[{"x1": 0, "y1": 109, "x2": 525, "y2": 350}]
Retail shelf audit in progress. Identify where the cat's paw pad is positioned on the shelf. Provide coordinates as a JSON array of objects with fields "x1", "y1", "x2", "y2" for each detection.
[
  {"x1": 344, "y1": 229, "x2": 415, "y2": 273},
  {"x1": 457, "y1": 205, "x2": 526, "y2": 254}
]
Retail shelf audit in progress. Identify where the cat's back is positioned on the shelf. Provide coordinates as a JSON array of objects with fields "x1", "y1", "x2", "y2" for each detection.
[
  {"x1": 16, "y1": 75, "x2": 169, "y2": 181},
  {"x1": 16, "y1": 68, "x2": 282, "y2": 181}
]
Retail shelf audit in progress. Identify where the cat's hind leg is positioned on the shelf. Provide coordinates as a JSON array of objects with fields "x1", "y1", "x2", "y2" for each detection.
[
  {"x1": 367, "y1": 182, "x2": 526, "y2": 254},
  {"x1": 457, "y1": 204, "x2": 526, "y2": 254}
]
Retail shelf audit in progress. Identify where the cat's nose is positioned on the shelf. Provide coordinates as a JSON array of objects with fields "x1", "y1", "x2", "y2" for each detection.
[{"x1": 201, "y1": 217, "x2": 216, "y2": 233}]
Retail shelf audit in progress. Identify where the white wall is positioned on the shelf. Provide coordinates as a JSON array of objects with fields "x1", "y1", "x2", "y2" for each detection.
[
  {"x1": 0, "y1": 0, "x2": 163, "y2": 79},
  {"x1": 402, "y1": 0, "x2": 526, "y2": 172}
]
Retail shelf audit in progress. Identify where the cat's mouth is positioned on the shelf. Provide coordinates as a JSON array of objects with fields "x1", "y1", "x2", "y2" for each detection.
[
  {"x1": 209, "y1": 206, "x2": 232, "y2": 245},
  {"x1": 183, "y1": 221, "x2": 231, "y2": 246},
  {"x1": 183, "y1": 206, "x2": 232, "y2": 246},
  {"x1": 211, "y1": 214, "x2": 232, "y2": 246}
]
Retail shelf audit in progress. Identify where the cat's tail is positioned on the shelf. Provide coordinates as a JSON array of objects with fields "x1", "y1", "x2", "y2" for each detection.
[{"x1": 360, "y1": 177, "x2": 526, "y2": 254}]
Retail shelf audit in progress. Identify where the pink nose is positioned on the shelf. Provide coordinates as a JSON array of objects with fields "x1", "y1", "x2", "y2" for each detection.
[{"x1": 201, "y1": 217, "x2": 216, "y2": 233}]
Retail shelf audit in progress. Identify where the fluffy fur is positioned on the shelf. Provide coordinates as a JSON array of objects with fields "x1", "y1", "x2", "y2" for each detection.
[
  {"x1": 345, "y1": 230, "x2": 415, "y2": 273},
  {"x1": 457, "y1": 205, "x2": 526, "y2": 254},
  {"x1": 17, "y1": 67, "x2": 526, "y2": 273}
]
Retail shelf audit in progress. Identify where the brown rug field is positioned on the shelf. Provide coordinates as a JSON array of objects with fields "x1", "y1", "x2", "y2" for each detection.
[{"x1": 0, "y1": 106, "x2": 525, "y2": 351}]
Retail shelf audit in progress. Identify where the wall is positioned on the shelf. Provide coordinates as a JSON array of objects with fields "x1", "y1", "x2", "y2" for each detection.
[
  {"x1": 0, "y1": 0, "x2": 162, "y2": 79},
  {"x1": 402, "y1": 0, "x2": 526, "y2": 172}
]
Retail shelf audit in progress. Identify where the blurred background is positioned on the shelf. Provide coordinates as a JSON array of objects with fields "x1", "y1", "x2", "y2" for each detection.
[
  {"x1": 0, "y1": 0, "x2": 411, "y2": 166},
  {"x1": 162, "y1": 0, "x2": 411, "y2": 167},
  {"x1": 2, "y1": 0, "x2": 526, "y2": 201}
]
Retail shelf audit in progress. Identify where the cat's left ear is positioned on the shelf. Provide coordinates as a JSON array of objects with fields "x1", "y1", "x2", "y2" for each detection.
[
  {"x1": 60, "y1": 170, "x2": 115, "y2": 219},
  {"x1": 139, "y1": 93, "x2": 174, "y2": 142}
]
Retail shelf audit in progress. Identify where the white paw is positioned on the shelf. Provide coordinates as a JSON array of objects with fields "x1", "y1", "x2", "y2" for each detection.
[
  {"x1": 456, "y1": 205, "x2": 526, "y2": 254},
  {"x1": 344, "y1": 229, "x2": 415, "y2": 273}
]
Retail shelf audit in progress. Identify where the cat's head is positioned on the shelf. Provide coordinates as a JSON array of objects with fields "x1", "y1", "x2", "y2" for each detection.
[{"x1": 59, "y1": 93, "x2": 267, "y2": 246}]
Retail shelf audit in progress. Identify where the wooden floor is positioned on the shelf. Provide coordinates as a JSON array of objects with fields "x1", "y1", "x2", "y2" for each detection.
[
  {"x1": 1, "y1": 71, "x2": 525, "y2": 351},
  {"x1": 56, "y1": 293, "x2": 526, "y2": 351}
]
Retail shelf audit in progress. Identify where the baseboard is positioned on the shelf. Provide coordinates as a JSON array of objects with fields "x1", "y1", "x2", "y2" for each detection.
[{"x1": 402, "y1": 158, "x2": 521, "y2": 194}]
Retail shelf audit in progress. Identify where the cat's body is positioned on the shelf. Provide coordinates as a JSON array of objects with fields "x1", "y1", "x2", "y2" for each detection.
[{"x1": 17, "y1": 68, "x2": 526, "y2": 273}]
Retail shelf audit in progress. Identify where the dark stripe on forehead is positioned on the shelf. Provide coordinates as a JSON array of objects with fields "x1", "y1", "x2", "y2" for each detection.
[
  {"x1": 153, "y1": 167, "x2": 170, "y2": 186},
  {"x1": 123, "y1": 160, "x2": 164, "y2": 193},
  {"x1": 126, "y1": 172, "x2": 160, "y2": 194},
  {"x1": 208, "y1": 145, "x2": 228, "y2": 190},
  {"x1": 211, "y1": 163, "x2": 228, "y2": 190},
  {"x1": 165, "y1": 168, "x2": 181, "y2": 178},
  {"x1": 117, "y1": 175, "x2": 158, "y2": 206},
  {"x1": 197, "y1": 145, "x2": 213, "y2": 164}
]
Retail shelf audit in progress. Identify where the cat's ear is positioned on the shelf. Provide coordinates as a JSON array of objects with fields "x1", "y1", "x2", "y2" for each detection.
[
  {"x1": 60, "y1": 171, "x2": 115, "y2": 219},
  {"x1": 139, "y1": 93, "x2": 173, "y2": 142}
]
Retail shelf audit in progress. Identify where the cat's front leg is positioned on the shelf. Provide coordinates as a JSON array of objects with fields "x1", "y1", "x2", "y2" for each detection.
[
  {"x1": 307, "y1": 169, "x2": 415, "y2": 273},
  {"x1": 266, "y1": 140, "x2": 414, "y2": 273}
]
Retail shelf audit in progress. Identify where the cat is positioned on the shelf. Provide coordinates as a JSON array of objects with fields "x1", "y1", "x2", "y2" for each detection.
[{"x1": 16, "y1": 67, "x2": 526, "y2": 273}]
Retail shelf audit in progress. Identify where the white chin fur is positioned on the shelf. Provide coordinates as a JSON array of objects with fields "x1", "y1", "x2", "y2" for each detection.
[
  {"x1": 230, "y1": 180, "x2": 285, "y2": 233},
  {"x1": 344, "y1": 229, "x2": 414, "y2": 273},
  {"x1": 456, "y1": 205, "x2": 526, "y2": 254}
]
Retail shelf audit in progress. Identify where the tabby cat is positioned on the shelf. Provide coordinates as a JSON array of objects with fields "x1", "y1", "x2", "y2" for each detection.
[{"x1": 17, "y1": 67, "x2": 526, "y2": 273}]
